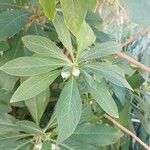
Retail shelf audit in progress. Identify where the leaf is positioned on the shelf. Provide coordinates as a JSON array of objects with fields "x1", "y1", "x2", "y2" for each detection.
[
  {"x1": 0, "y1": 71, "x2": 18, "y2": 91},
  {"x1": 0, "y1": 113, "x2": 17, "y2": 133},
  {"x1": 61, "y1": 140, "x2": 98, "y2": 150},
  {"x1": 0, "y1": 0, "x2": 20, "y2": 9},
  {"x1": 87, "y1": 0, "x2": 98, "y2": 11},
  {"x1": 0, "y1": 139, "x2": 31, "y2": 150},
  {"x1": 0, "y1": 57, "x2": 67, "y2": 76},
  {"x1": 0, "y1": 132, "x2": 30, "y2": 142},
  {"x1": 0, "y1": 41, "x2": 9, "y2": 52},
  {"x1": 22, "y1": 35, "x2": 70, "y2": 63},
  {"x1": 79, "y1": 41, "x2": 122, "y2": 62},
  {"x1": 0, "y1": 100, "x2": 12, "y2": 113},
  {"x1": 54, "y1": 14, "x2": 74, "y2": 59},
  {"x1": 77, "y1": 22, "x2": 96, "y2": 55},
  {"x1": 60, "y1": 0, "x2": 87, "y2": 36},
  {"x1": 0, "y1": 10, "x2": 31, "y2": 41},
  {"x1": 10, "y1": 70, "x2": 60, "y2": 103},
  {"x1": 56, "y1": 77, "x2": 82, "y2": 142},
  {"x1": 86, "y1": 63, "x2": 132, "y2": 90},
  {"x1": 41, "y1": 140, "x2": 52, "y2": 150},
  {"x1": 118, "y1": 0, "x2": 150, "y2": 27},
  {"x1": 40, "y1": 0, "x2": 56, "y2": 21},
  {"x1": 69, "y1": 123, "x2": 123, "y2": 146},
  {"x1": 25, "y1": 89, "x2": 50, "y2": 125},
  {"x1": 15, "y1": 120, "x2": 43, "y2": 134},
  {"x1": 82, "y1": 71, "x2": 118, "y2": 118}
]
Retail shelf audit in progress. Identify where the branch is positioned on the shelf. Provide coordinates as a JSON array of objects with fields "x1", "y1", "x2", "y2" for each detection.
[
  {"x1": 115, "y1": 52, "x2": 150, "y2": 73},
  {"x1": 104, "y1": 114, "x2": 150, "y2": 150},
  {"x1": 122, "y1": 29, "x2": 150, "y2": 47}
]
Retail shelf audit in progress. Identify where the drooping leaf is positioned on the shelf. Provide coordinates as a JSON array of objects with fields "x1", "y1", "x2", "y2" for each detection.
[
  {"x1": 22, "y1": 35, "x2": 71, "y2": 63},
  {"x1": 40, "y1": 0, "x2": 56, "y2": 21},
  {"x1": 56, "y1": 77, "x2": 82, "y2": 142},
  {"x1": 82, "y1": 71, "x2": 118, "y2": 118},
  {"x1": 0, "y1": 10, "x2": 31, "y2": 41},
  {"x1": 0, "y1": 57, "x2": 67, "y2": 76},
  {"x1": 85, "y1": 63, "x2": 132, "y2": 90},
  {"x1": 68, "y1": 123, "x2": 123, "y2": 146},
  {"x1": 79, "y1": 41, "x2": 122, "y2": 62},
  {"x1": 54, "y1": 14, "x2": 74, "y2": 59},
  {"x1": 60, "y1": 0, "x2": 87, "y2": 36},
  {"x1": 41, "y1": 140, "x2": 52, "y2": 150},
  {"x1": 118, "y1": 0, "x2": 150, "y2": 28},
  {"x1": 25, "y1": 89, "x2": 50, "y2": 125},
  {"x1": 15, "y1": 120, "x2": 43, "y2": 134},
  {"x1": 10, "y1": 70, "x2": 60, "y2": 103},
  {"x1": 77, "y1": 21, "x2": 96, "y2": 56}
]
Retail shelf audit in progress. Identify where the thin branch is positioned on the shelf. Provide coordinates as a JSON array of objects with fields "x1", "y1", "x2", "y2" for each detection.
[
  {"x1": 104, "y1": 114, "x2": 150, "y2": 150},
  {"x1": 115, "y1": 52, "x2": 150, "y2": 73},
  {"x1": 122, "y1": 29, "x2": 150, "y2": 47}
]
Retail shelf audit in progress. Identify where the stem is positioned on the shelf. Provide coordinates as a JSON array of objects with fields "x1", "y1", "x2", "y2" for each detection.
[
  {"x1": 115, "y1": 52, "x2": 150, "y2": 73},
  {"x1": 104, "y1": 114, "x2": 150, "y2": 150},
  {"x1": 121, "y1": 29, "x2": 150, "y2": 47}
]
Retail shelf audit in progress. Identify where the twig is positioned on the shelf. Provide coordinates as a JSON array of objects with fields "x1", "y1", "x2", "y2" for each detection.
[
  {"x1": 104, "y1": 114, "x2": 150, "y2": 150},
  {"x1": 121, "y1": 29, "x2": 150, "y2": 47},
  {"x1": 115, "y1": 52, "x2": 150, "y2": 73}
]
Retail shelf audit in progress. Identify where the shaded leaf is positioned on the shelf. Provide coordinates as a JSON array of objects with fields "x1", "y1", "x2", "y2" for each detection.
[
  {"x1": 25, "y1": 89, "x2": 50, "y2": 125},
  {"x1": 0, "y1": 10, "x2": 31, "y2": 40}
]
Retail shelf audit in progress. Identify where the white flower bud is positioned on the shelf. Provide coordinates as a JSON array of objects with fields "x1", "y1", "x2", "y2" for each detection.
[
  {"x1": 61, "y1": 71, "x2": 71, "y2": 79},
  {"x1": 34, "y1": 143, "x2": 42, "y2": 150},
  {"x1": 72, "y1": 67, "x2": 80, "y2": 77}
]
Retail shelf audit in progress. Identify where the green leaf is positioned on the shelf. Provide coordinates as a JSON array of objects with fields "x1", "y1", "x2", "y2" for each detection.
[
  {"x1": 87, "y1": 0, "x2": 98, "y2": 11},
  {"x1": 82, "y1": 71, "x2": 118, "y2": 118},
  {"x1": 10, "y1": 70, "x2": 60, "y2": 103},
  {"x1": 40, "y1": 0, "x2": 56, "y2": 21},
  {"x1": 0, "y1": 10, "x2": 31, "y2": 41},
  {"x1": 0, "y1": 132, "x2": 30, "y2": 142},
  {"x1": 0, "y1": 113, "x2": 17, "y2": 133},
  {"x1": 79, "y1": 41, "x2": 122, "y2": 62},
  {"x1": 118, "y1": 0, "x2": 150, "y2": 27},
  {"x1": 86, "y1": 63, "x2": 132, "y2": 90},
  {"x1": 0, "y1": 71, "x2": 18, "y2": 91},
  {"x1": 25, "y1": 89, "x2": 50, "y2": 125},
  {"x1": 41, "y1": 140, "x2": 52, "y2": 150},
  {"x1": 56, "y1": 77, "x2": 82, "y2": 142},
  {"x1": 22, "y1": 35, "x2": 70, "y2": 63},
  {"x1": 0, "y1": 0, "x2": 20, "y2": 9},
  {"x1": 0, "y1": 139, "x2": 31, "y2": 150},
  {"x1": 15, "y1": 120, "x2": 43, "y2": 134},
  {"x1": 0, "y1": 100, "x2": 12, "y2": 113},
  {"x1": 70, "y1": 123, "x2": 123, "y2": 146},
  {"x1": 0, "y1": 41, "x2": 9, "y2": 52},
  {"x1": 0, "y1": 57, "x2": 67, "y2": 76},
  {"x1": 54, "y1": 14, "x2": 74, "y2": 59},
  {"x1": 60, "y1": 0, "x2": 87, "y2": 36},
  {"x1": 77, "y1": 22, "x2": 96, "y2": 55}
]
